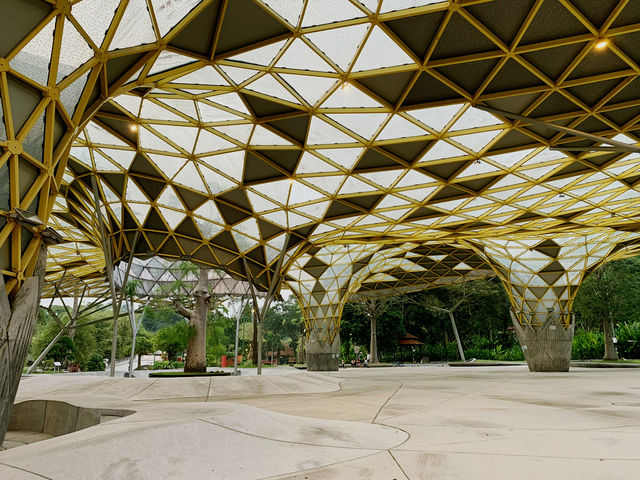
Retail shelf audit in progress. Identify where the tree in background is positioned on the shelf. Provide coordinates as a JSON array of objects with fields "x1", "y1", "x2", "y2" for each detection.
[
  {"x1": 574, "y1": 257, "x2": 640, "y2": 360},
  {"x1": 153, "y1": 321, "x2": 189, "y2": 361},
  {"x1": 262, "y1": 297, "x2": 303, "y2": 363},
  {"x1": 341, "y1": 277, "x2": 514, "y2": 363},
  {"x1": 347, "y1": 297, "x2": 401, "y2": 364},
  {"x1": 135, "y1": 330, "x2": 154, "y2": 368},
  {"x1": 142, "y1": 306, "x2": 183, "y2": 332},
  {"x1": 206, "y1": 307, "x2": 234, "y2": 366}
]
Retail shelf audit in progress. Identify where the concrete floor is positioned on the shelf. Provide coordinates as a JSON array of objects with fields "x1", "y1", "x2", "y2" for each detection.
[{"x1": 1, "y1": 365, "x2": 639, "y2": 479}]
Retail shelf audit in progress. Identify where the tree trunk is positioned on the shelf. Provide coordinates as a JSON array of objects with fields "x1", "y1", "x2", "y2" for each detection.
[
  {"x1": 370, "y1": 314, "x2": 378, "y2": 364},
  {"x1": 184, "y1": 267, "x2": 209, "y2": 373},
  {"x1": 67, "y1": 296, "x2": 80, "y2": 340},
  {"x1": 1, "y1": 244, "x2": 47, "y2": 447},
  {"x1": 137, "y1": 354, "x2": 142, "y2": 369},
  {"x1": 602, "y1": 317, "x2": 618, "y2": 361}
]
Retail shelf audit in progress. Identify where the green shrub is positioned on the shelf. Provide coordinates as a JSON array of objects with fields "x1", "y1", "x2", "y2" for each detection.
[
  {"x1": 572, "y1": 329, "x2": 604, "y2": 359},
  {"x1": 41, "y1": 359, "x2": 55, "y2": 371},
  {"x1": 152, "y1": 360, "x2": 184, "y2": 370},
  {"x1": 616, "y1": 322, "x2": 640, "y2": 359},
  {"x1": 492, "y1": 344, "x2": 524, "y2": 361},
  {"x1": 85, "y1": 353, "x2": 105, "y2": 372}
]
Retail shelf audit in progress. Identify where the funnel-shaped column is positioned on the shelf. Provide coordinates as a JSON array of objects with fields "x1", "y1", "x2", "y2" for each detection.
[
  {"x1": 288, "y1": 245, "x2": 384, "y2": 370},
  {"x1": 471, "y1": 232, "x2": 634, "y2": 372}
]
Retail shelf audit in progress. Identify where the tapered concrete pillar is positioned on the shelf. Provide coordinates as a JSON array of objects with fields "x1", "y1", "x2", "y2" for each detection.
[
  {"x1": 1, "y1": 244, "x2": 47, "y2": 446},
  {"x1": 288, "y1": 245, "x2": 376, "y2": 371},
  {"x1": 510, "y1": 309, "x2": 574, "y2": 372},
  {"x1": 307, "y1": 330, "x2": 340, "y2": 371},
  {"x1": 469, "y1": 232, "x2": 631, "y2": 372}
]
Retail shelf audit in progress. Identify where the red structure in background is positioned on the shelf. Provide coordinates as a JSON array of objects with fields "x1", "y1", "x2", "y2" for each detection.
[
  {"x1": 398, "y1": 334, "x2": 424, "y2": 347},
  {"x1": 221, "y1": 355, "x2": 243, "y2": 368}
]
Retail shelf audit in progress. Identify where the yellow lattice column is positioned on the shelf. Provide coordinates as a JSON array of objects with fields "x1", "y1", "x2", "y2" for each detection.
[
  {"x1": 469, "y1": 230, "x2": 639, "y2": 371},
  {"x1": 287, "y1": 244, "x2": 378, "y2": 370}
]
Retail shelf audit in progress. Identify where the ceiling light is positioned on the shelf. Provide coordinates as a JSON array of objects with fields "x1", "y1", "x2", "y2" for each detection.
[
  {"x1": 341, "y1": 82, "x2": 350, "y2": 91},
  {"x1": 595, "y1": 39, "x2": 608, "y2": 50},
  {"x1": 129, "y1": 124, "x2": 138, "y2": 132}
]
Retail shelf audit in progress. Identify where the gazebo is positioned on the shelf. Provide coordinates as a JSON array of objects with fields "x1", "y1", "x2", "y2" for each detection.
[{"x1": 398, "y1": 333, "x2": 424, "y2": 364}]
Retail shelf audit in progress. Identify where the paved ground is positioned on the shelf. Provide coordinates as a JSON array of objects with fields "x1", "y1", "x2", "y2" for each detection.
[{"x1": 1, "y1": 365, "x2": 639, "y2": 479}]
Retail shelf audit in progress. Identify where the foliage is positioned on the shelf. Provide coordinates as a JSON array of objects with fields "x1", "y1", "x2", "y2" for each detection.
[
  {"x1": 572, "y1": 329, "x2": 604, "y2": 360},
  {"x1": 262, "y1": 297, "x2": 304, "y2": 354},
  {"x1": 574, "y1": 257, "x2": 640, "y2": 330},
  {"x1": 41, "y1": 359, "x2": 55, "y2": 371},
  {"x1": 341, "y1": 277, "x2": 513, "y2": 363},
  {"x1": 153, "y1": 321, "x2": 189, "y2": 361},
  {"x1": 142, "y1": 306, "x2": 184, "y2": 332},
  {"x1": 135, "y1": 330, "x2": 154, "y2": 355},
  {"x1": 616, "y1": 322, "x2": 640, "y2": 359},
  {"x1": 86, "y1": 353, "x2": 105, "y2": 372},
  {"x1": 48, "y1": 336, "x2": 76, "y2": 365},
  {"x1": 152, "y1": 360, "x2": 184, "y2": 370},
  {"x1": 206, "y1": 308, "x2": 233, "y2": 366}
]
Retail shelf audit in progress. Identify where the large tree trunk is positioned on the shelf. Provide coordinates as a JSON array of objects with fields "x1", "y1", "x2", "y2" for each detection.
[
  {"x1": 603, "y1": 317, "x2": 618, "y2": 361},
  {"x1": 1, "y1": 244, "x2": 47, "y2": 447},
  {"x1": 184, "y1": 267, "x2": 209, "y2": 373},
  {"x1": 370, "y1": 313, "x2": 378, "y2": 364}
]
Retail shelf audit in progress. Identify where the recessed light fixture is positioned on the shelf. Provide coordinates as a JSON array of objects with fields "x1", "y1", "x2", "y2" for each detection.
[
  {"x1": 129, "y1": 124, "x2": 138, "y2": 132},
  {"x1": 595, "y1": 39, "x2": 609, "y2": 50}
]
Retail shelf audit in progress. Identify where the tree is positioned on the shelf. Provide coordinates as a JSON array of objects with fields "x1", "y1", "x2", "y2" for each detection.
[
  {"x1": 153, "y1": 322, "x2": 189, "y2": 361},
  {"x1": 574, "y1": 257, "x2": 640, "y2": 360},
  {"x1": 262, "y1": 297, "x2": 304, "y2": 363},
  {"x1": 135, "y1": 330, "x2": 154, "y2": 369},
  {"x1": 86, "y1": 353, "x2": 105, "y2": 372},
  {"x1": 48, "y1": 336, "x2": 75, "y2": 367},
  {"x1": 347, "y1": 297, "x2": 400, "y2": 363},
  {"x1": 168, "y1": 262, "x2": 212, "y2": 373},
  {"x1": 142, "y1": 306, "x2": 183, "y2": 332},
  {"x1": 206, "y1": 307, "x2": 234, "y2": 366}
]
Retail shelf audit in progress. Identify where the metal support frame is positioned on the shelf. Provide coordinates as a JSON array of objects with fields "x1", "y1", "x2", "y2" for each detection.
[
  {"x1": 28, "y1": 281, "x2": 86, "y2": 374},
  {"x1": 127, "y1": 297, "x2": 150, "y2": 378},
  {"x1": 91, "y1": 175, "x2": 141, "y2": 376},
  {"x1": 242, "y1": 233, "x2": 290, "y2": 374},
  {"x1": 230, "y1": 296, "x2": 249, "y2": 376},
  {"x1": 476, "y1": 105, "x2": 640, "y2": 153},
  {"x1": 428, "y1": 299, "x2": 466, "y2": 363}
]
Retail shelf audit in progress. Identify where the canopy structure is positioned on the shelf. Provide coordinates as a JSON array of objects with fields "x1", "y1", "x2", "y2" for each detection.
[
  {"x1": 2, "y1": 0, "x2": 640, "y2": 372},
  {"x1": 398, "y1": 334, "x2": 424, "y2": 347}
]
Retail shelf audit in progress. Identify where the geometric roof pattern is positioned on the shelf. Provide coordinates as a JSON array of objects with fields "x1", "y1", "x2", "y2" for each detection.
[{"x1": 1, "y1": 0, "x2": 640, "y2": 344}]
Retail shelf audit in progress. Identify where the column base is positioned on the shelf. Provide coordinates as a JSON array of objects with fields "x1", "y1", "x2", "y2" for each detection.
[
  {"x1": 511, "y1": 311, "x2": 574, "y2": 372},
  {"x1": 306, "y1": 334, "x2": 340, "y2": 372}
]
